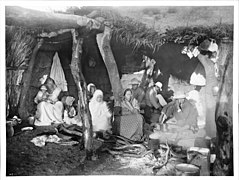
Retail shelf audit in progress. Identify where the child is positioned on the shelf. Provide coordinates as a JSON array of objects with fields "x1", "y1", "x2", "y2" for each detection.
[{"x1": 34, "y1": 85, "x2": 49, "y2": 104}]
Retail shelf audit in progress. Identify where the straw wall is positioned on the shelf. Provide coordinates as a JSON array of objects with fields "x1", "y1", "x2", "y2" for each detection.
[{"x1": 6, "y1": 26, "x2": 35, "y2": 117}]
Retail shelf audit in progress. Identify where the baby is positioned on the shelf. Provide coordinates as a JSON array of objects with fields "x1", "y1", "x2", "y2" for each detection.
[{"x1": 34, "y1": 85, "x2": 49, "y2": 104}]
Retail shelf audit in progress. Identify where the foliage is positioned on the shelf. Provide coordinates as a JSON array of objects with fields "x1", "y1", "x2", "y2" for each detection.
[
  {"x1": 167, "y1": 7, "x2": 177, "y2": 14},
  {"x1": 66, "y1": 6, "x2": 233, "y2": 50},
  {"x1": 163, "y1": 24, "x2": 233, "y2": 45},
  {"x1": 142, "y1": 7, "x2": 161, "y2": 16}
]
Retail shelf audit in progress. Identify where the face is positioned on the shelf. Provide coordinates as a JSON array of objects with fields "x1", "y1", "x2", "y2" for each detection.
[
  {"x1": 155, "y1": 86, "x2": 160, "y2": 92},
  {"x1": 125, "y1": 90, "x2": 132, "y2": 101},
  {"x1": 96, "y1": 95, "x2": 103, "y2": 102},
  {"x1": 90, "y1": 86, "x2": 96, "y2": 94},
  {"x1": 132, "y1": 84, "x2": 138, "y2": 90}
]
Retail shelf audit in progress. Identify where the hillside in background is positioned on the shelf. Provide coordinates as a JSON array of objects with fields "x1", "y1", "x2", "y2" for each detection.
[{"x1": 114, "y1": 6, "x2": 234, "y2": 32}]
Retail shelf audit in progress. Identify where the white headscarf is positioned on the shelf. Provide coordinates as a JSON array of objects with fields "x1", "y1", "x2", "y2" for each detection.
[
  {"x1": 89, "y1": 90, "x2": 106, "y2": 117},
  {"x1": 87, "y1": 83, "x2": 96, "y2": 92},
  {"x1": 89, "y1": 89, "x2": 111, "y2": 131}
]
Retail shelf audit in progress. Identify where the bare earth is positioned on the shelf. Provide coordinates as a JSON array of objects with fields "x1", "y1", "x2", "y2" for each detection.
[{"x1": 6, "y1": 125, "x2": 156, "y2": 176}]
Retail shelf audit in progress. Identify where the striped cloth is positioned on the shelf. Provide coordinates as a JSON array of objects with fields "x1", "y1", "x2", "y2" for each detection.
[{"x1": 113, "y1": 113, "x2": 143, "y2": 141}]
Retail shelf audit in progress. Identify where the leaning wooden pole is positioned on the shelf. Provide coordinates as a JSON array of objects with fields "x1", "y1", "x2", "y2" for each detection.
[
  {"x1": 70, "y1": 29, "x2": 93, "y2": 158},
  {"x1": 18, "y1": 39, "x2": 43, "y2": 119},
  {"x1": 213, "y1": 40, "x2": 233, "y2": 175},
  {"x1": 96, "y1": 24, "x2": 123, "y2": 107}
]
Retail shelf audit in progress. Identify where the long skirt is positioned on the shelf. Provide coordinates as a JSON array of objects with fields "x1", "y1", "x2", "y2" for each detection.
[
  {"x1": 35, "y1": 101, "x2": 64, "y2": 126},
  {"x1": 113, "y1": 113, "x2": 143, "y2": 141}
]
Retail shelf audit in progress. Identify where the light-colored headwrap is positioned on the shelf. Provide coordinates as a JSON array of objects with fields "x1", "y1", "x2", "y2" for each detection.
[
  {"x1": 87, "y1": 83, "x2": 96, "y2": 92},
  {"x1": 91, "y1": 89, "x2": 103, "y2": 102},
  {"x1": 89, "y1": 89, "x2": 110, "y2": 121}
]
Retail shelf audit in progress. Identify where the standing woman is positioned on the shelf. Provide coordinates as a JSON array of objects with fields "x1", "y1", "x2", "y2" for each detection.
[
  {"x1": 113, "y1": 88, "x2": 144, "y2": 141},
  {"x1": 89, "y1": 90, "x2": 112, "y2": 132}
]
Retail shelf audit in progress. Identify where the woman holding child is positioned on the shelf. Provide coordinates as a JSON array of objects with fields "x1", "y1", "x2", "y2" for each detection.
[{"x1": 34, "y1": 75, "x2": 64, "y2": 126}]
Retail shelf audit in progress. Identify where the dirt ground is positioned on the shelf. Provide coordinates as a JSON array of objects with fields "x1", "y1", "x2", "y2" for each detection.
[{"x1": 6, "y1": 124, "x2": 159, "y2": 176}]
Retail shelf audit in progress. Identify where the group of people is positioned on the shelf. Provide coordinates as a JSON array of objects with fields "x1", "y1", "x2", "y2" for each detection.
[{"x1": 33, "y1": 74, "x2": 198, "y2": 142}]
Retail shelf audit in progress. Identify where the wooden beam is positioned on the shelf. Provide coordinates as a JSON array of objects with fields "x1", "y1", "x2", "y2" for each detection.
[
  {"x1": 5, "y1": 6, "x2": 104, "y2": 32},
  {"x1": 70, "y1": 30, "x2": 93, "y2": 158},
  {"x1": 18, "y1": 39, "x2": 43, "y2": 119},
  {"x1": 96, "y1": 25, "x2": 123, "y2": 106},
  {"x1": 213, "y1": 41, "x2": 233, "y2": 175}
]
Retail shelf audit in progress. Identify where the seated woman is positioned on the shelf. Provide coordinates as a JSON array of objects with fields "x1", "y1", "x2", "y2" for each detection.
[
  {"x1": 34, "y1": 75, "x2": 64, "y2": 126},
  {"x1": 113, "y1": 89, "x2": 144, "y2": 141},
  {"x1": 89, "y1": 89, "x2": 112, "y2": 132}
]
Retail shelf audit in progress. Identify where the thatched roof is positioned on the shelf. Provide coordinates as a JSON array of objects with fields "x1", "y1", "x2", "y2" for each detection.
[
  {"x1": 58, "y1": 6, "x2": 234, "y2": 51},
  {"x1": 6, "y1": 6, "x2": 233, "y2": 54}
]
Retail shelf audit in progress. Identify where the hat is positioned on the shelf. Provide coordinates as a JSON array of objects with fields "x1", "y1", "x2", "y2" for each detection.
[
  {"x1": 129, "y1": 78, "x2": 141, "y2": 85},
  {"x1": 198, "y1": 39, "x2": 211, "y2": 51},
  {"x1": 208, "y1": 43, "x2": 218, "y2": 52},
  {"x1": 155, "y1": 82, "x2": 163, "y2": 89},
  {"x1": 173, "y1": 94, "x2": 186, "y2": 99},
  {"x1": 40, "y1": 85, "x2": 47, "y2": 91}
]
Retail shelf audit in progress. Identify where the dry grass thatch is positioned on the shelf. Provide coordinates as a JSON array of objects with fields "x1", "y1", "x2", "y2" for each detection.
[
  {"x1": 6, "y1": 26, "x2": 36, "y2": 117},
  {"x1": 60, "y1": 7, "x2": 233, "y2": 51},
  {"x1": 6, "y1": 26, "x2": 36, "y2": 68}
]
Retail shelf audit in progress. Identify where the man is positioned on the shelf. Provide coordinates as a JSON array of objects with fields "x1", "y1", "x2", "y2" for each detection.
[
  {"x1": 145, "y1": 81, "x2": 167, "y2": 124},
  {"x1": 130, "y1": 78, "x2": 145, "y2": 109},
  {"x1": 159, "y1": 94, "x2": 199, "y2": 132}
]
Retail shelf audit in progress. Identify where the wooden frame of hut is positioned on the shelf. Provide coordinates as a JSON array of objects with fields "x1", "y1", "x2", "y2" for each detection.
[{"x1": 5, "y1": 6, "x2": 234, "y2": 175}]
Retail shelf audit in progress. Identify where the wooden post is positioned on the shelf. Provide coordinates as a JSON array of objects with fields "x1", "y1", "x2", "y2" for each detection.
[
  {"x1": 213, "y1": 40, "x2": 233, "y2": 175},
  {"x1": 197, "y1": 54, "x2": 218, "y2": 138},
  {"x1": 18, "y1": 39, "x2": 43, "y2": 119},
  {"x1": 96, "y1": 24, "x2": 123, "y2": 107},
  {"x1": 70, "y1": 29, "x2": 93, "y2": 158}
]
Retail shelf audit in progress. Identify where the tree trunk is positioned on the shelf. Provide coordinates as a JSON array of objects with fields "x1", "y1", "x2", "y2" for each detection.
[
  {"x1": 197, "y1": 54, "x2": 218, "y2": 138},
  {"x1": 6, "y1": 6, "x2": 103, "y2": 32},
  {"x1": 213, "y1": 41, "x2": 233, "y2": 175},
  {"x1": 18, "y1": 39, "x2": 43, "y2": 119},
  {"x1": 70, "y1": 30, "x2": 93, "y2": 158},
  {"x1": 96, "y1": 25, "x2": 123, "y2": 106}
]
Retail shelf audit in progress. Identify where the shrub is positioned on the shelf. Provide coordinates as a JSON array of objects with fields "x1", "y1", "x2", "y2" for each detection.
[{"x1": 167, "y1": 7, "x2": 177, "y2": 14}]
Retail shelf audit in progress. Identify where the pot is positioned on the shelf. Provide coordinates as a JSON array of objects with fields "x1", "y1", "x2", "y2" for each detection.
[{"x1": 175, "y1": 163, "x2": 200, "y2": 176}]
